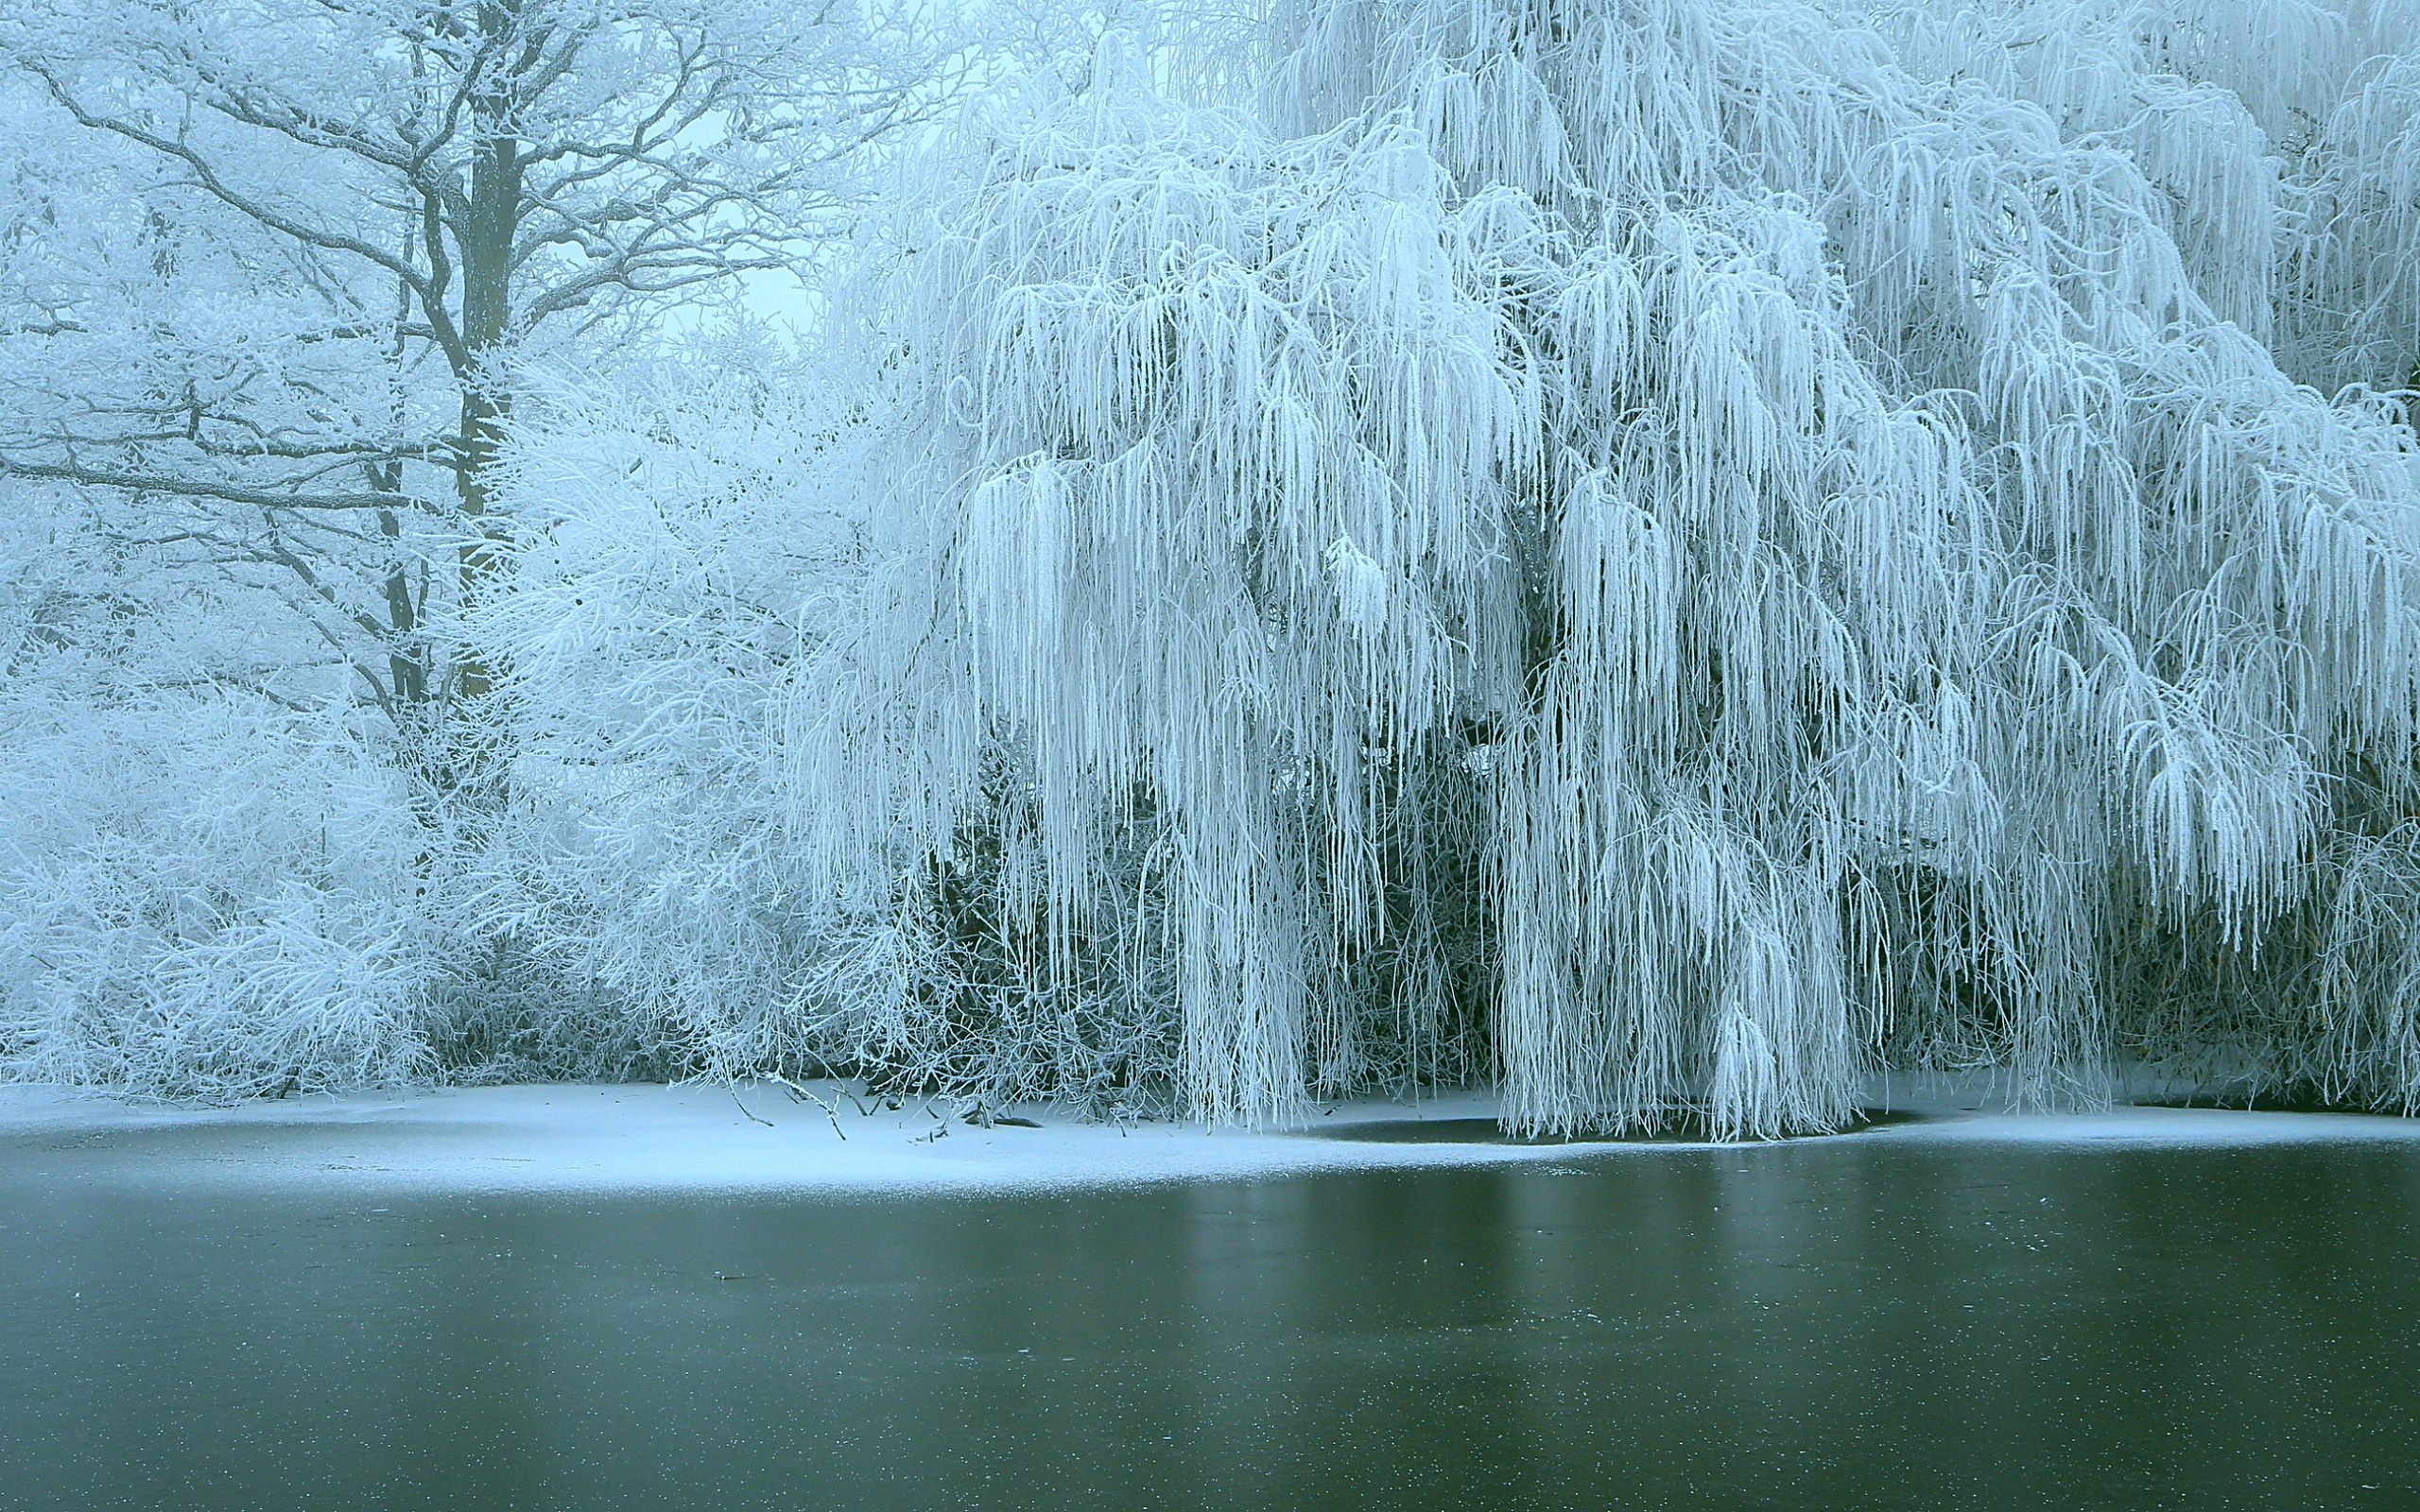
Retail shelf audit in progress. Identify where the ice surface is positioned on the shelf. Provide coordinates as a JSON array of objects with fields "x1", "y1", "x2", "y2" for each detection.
[{"x1": 5, "y1": 1079, "x2": 2414, "y2": 1197}]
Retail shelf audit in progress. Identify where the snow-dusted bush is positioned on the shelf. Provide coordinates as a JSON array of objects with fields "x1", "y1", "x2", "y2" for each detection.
[
  {"x1": 458, "y1": 336, "x2": 887, "y2": 1081},
  {"x1": 0, "y1": 688, "x2": 435, "y2": 1099}
]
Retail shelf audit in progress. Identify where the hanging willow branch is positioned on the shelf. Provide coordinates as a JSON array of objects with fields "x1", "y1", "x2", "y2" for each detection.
[{"x1": 783, "y1": 0, "x2": 2420, "y2": 1136}]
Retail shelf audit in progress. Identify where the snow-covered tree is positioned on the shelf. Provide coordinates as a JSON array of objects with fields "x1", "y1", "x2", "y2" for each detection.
[
  {"x1": 0, "y1": 0, "x2": 940, "y2": 754},
  {"x1": 0, "y1": 0, "x2": 947, "y2": 1096},
  {"x1": 783, "y1": 0, "x2": 2420, "y2": 1134}
]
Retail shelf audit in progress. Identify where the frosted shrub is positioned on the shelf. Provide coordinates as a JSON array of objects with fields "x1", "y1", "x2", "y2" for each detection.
[
  {"x1": 465, "y1": 346, "x2": 884, "y2": 1082},
  {"x1": 0, "y1": 693, "x2": 434, "y2": 1099}
]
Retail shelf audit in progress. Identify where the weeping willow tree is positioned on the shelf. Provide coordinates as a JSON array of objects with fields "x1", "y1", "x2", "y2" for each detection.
[{"x1": 786, "y1": 0, "x2": 2420, "y2": 1136}]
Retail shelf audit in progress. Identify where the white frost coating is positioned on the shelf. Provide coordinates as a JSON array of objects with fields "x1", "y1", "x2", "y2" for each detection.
[
  {"x1": 9, "y1": 0, "x2": 2420, "y2": 1138},
  {"x1": 778, "y1": 0, "x2": 2420, "y2": 1138}
]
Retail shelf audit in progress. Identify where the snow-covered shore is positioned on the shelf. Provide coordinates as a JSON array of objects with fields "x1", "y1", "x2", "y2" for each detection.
[{"x1": 7, "y1": 1078, "x2": 2420, "y2": 1197}]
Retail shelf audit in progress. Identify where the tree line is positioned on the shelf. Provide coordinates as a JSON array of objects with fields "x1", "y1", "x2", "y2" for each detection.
[{"x1": 6, "y1": 0, "x2": 2420, "y2": 1134}]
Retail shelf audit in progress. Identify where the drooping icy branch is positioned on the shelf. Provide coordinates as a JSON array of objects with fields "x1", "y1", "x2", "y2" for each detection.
[{"x1": 783, "y1": 0, "x2": 2420, "y2": 1134}]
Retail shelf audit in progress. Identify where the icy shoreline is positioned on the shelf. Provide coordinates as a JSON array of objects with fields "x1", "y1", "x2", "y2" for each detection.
[{"x1": 6, "y1": 1077, "x2": 2420, "y2": 1197}]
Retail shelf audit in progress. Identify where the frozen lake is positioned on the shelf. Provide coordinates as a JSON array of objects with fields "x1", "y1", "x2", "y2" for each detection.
[{"x1": 5, "y1": 1094, "x2": 2418, "y2": 1509}]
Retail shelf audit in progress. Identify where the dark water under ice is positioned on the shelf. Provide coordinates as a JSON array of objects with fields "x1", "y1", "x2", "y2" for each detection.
[{"x1": 4, "y1": 1136, "x2": 2417, "y2": 1510}]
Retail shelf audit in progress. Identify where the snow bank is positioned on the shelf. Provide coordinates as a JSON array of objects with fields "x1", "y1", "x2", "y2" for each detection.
[{"x1": 5, "y1": 1079, "x2": 2416, "y2": 1198}]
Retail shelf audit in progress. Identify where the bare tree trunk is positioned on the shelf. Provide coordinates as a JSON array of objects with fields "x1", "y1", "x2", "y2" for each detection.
[{"x1": 442, "y1": 2, "x2": 529, "y2": 804}]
